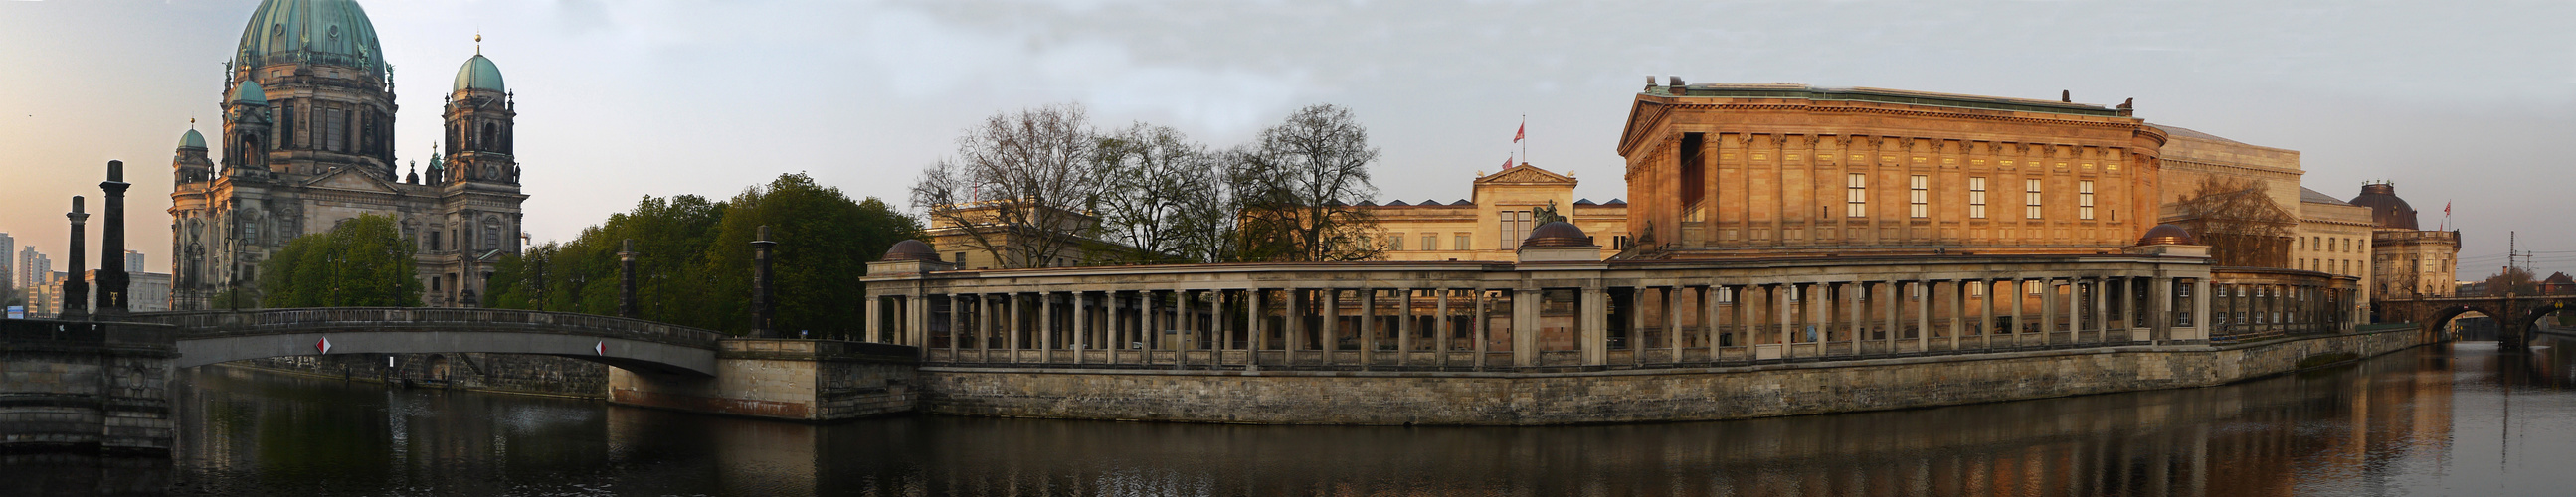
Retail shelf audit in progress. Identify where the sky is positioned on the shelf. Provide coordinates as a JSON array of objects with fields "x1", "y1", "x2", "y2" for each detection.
[{"x1": 1, "y1": 0, "x2": 2571, "y2": 280}]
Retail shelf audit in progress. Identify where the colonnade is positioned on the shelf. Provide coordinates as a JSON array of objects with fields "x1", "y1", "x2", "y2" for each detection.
[
  {"x1": 863, "y1": 263, "x2": 2228, "y2": 371},
  {"x1": 2210, "y1": 279, "x2": 2351, "y2": 343}
]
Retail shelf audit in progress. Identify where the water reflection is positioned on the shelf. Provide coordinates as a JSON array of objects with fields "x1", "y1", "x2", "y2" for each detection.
[{"x1": 103, "y1": 337, "x2": 2576, "y2": 495}]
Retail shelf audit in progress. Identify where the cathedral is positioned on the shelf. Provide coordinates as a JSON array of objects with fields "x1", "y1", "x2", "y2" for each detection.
[{"x1": 168, "y1": 0, "x2": 526, "y2": 309}]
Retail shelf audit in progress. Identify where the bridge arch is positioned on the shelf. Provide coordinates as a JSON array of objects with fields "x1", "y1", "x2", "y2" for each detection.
[{"x1": 130, "y1": 308, "x2": 726, "y2": 376}]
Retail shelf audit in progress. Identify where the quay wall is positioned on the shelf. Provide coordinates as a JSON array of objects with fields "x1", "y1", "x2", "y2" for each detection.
[
  {"x1": 917, "y1": 327, "x2": 2430, "y2": 425},
  {"x1": 610, "y1": 339, "x2": 917, "y2": 421},
  {"x1": 234, "y1": 353, "x2": 609, "y2": 399},
  {"x1": 0, "y1": 320, "x2": 175, "y2": 453}
]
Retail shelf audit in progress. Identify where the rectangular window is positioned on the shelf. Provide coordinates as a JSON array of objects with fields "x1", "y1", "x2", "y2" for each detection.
[
  {"x1": 2024, "y1": 178, "x2": 2044, "y2": 220},
  {"x1": 1456, "y1": 234, "x2": 1472, "y2": 252},
  {"x1": 1390, "y1": 234, "x2": 1405, "y2": 251},
  {"x1": 1908, "y1": 175, "x2": 1929, "y2": 218},
  {"x1": 1500, "y1": 211, "x2": 1535, "y2": 248},
  {"x1": 1968, "y1": 177, "x2": 1988, "y2": 219},
  {"x1": 2078, "y1": 180, "x2": 2096, "y2": 220},
  {"x1": 1423, "y1": 234, "x2": 1438, "y2": 251},
  {"x1": 1846, "y1": 173, "x2": 1868, "y2": 217},
  {"x1": 1969, "y1": 283, "x2": 1985, "y2": 297}
]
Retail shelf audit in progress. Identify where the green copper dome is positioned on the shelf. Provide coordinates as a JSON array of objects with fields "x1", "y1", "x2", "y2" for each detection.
[
  {"x1": 454, "y1": 54, "x2": 505, "y2": 92},
  {"x1": 231, "y1": 79, "x2": 268, "y2": 104},
  {"x1": 178, "y1": 128, "x2": 208, "y2": 149},
  {"x1": 233, "y1": 0, "x2": 387, "y2": 78}
]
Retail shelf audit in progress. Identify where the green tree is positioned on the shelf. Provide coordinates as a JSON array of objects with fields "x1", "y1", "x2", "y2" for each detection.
[
  {"x1": 706, "y1": 174, "x2": 922, "y2": 338},
  {"x1": 485, "y1": 194, "x2": 728, "y2": 328},
  {"x1": 257, "y1": 214, "x2": 422, "y2": 307}
]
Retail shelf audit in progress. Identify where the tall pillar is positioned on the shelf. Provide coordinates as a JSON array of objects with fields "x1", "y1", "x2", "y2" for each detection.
[
  {"x1": 2092, "y1": 278, "x2": 2109, "y2": 343},
  {"x1": 618, "y1": 239, "x2": 638, "y2": 318},
  {"x1": 1667, "y1": 285, "x2": 1686, "y2": 364},
  {"x1": 1583, "y1": 286, "x2": 1609, "y2": 366},
  {"x1": 2041, "y1": 277, "x2": 2059, "y2": 343},
  {"x1": 1286, "y1": 288, "x2": 1304, "y2": 365},
  {"x1": 1776, "y1": 284, "x2": 1794, "y2": 358},
  {"x1": 1703, "y1": 285, "x2": 1722, "y2": 358},
  {"x1": 1247, "y1": 288, "x2": 1265, "y2": 366},
  {"x1": 2153, "y1": 277, "x2": 2175, "y2": 343},
  {"x1": 1360, "y1": 288, "x2": 1377, "y2": 369},
  {"x1": 1513, "y1": 288, "x2": 1539, "y2": 368},
  {"x1": 1040, "y1": 292, "x2": 1055, "y2": 363},
  {"x1": 749, "y1": 226, "x2": 778, "y2": 338},
  {"x1": 1397, "y1": 288, "x2": 1414, "y2": 368},
  {"x1": 61, "y1": 196, "x2": 89, "y2": 320},
  {"x1": 1434, "y1": 288, "x2": 1451, "y2": 368},
  {"x1": 949, "y1": 293, "x2": 966, "y2": 357},
  {"x1": 2190, "y1": 278, "x2": 2213, "y2": 342},
  {"x1": 1072, "y1": 292, "x2": 1088, "y2": 364},
  {"x1": 864, "y1": 295, "x2": 882, "y2": 343},
  {"x1": 95, "y1": 161, "x2": 129, "y2": 316},
  {"x1": 1322, "y1": 289, "x2": 1340, "y2": 365},
  {"x1": 1979, "y1": 279, "x2": 1995, "y2": 350}
]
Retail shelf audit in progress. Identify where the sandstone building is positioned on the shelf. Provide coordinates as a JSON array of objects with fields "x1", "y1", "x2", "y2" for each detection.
[
  {"x1": 168, "y1": 0, "x2": 527, "y2": 309},
  {"x1": 1359, "y1": 163, "x2": 1628, "y2": 262},
  {"x1": 2351, "y1": 183, "x2": 2461, "y2": 302}
]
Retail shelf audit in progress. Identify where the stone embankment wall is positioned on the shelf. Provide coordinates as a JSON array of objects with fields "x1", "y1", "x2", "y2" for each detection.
[
  {"x1": 239, "y1": 352, "x2": 608, "y2": 398},
  {"x1": 0, "y1": 320, "x2": 175, "y2": 452},
  {"x1": 919, "y1": 327, "x2": 2430, "y2": 425},
  {"x1": 610, "y1": 339, "x2": 916, "y2": 420}
]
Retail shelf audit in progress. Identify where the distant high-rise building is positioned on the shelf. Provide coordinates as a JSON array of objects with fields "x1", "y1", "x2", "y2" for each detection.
[
  {"x1": 15, "y1": 246, "x2": 36, "y2": 289},
  {"x1": 0, "y1": 232, "x2": 14, "y2": 290},
  {"x1": 125, "y1": 250, "x2": 144, "y2": 274}
]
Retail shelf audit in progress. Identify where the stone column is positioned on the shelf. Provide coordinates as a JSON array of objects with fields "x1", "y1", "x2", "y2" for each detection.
[
  {"x1": 1434, "y1": 288, "x2": 1451, "y2": 368},
  {"x1": 1040, "y1": 292, "x2": 1055, "y2": 363},
  {"x1": 2190, "y1": 278, "x2": 2213, "y2": 342},
  {"x1": 619, "y1": 240, "x2": 639, "y2": 318},
  {"x1": 1775, "y1": 284, "x2": 1793, "y2": 358},
  {"x1": 1213, "y1": 289, "x2": 1230, "y2": 366},
  {"x1": 95, "y1": 161, "x2": 129, "y2": 316},
  {"x1": 1916, "y1": 280, "x2": 1932, "y2": 352},
  {"x1": 1397, "y1": 288, "x2": 1414, "y2": 368},
  {"x1": 2153, "y1": 277, "x2": 2175, "y2": 343},
  {"x1": 1623, "y1": 287, "x2": 1644, "y2": 365},
  {"x1": 1072, "y1": 292, "x2": 1089, "y2": 364},
  {"x1": 1322, "y1": 289, "x2": 1340, "y2": 365},
  {"x1": 1703, "y1": 285, "x2": 1722, "y2": 358},
  {"x1": 1360, "y1": 288, "x2": 1377, "y2": 369},
  {"x1": 1513, "y1": 288, "x2": 1540, "y2": 368},
  {"x1": 1007, "y1": 293, "x2": 1024, "y2": 363},
  {"x1": 1286, "y1": 288, "x2": 1305, "y2": 365},
  {"x1": 1474, "y1": 288, "x2": 1492, "y2": 371},
  {"x1": 864, "y1": 294, "x2": 882, "y2": 343},
  {"x1": 1667, "y1": 285, "x2": 1685, "y2": 364},
  {"x1": 1583, "y1": 286, "x2": 1609, "y2": 366},
  {"x1": 2041, "y1": 277, "x2": 2059, "y2": 343},
  {"x1": 1247, "y1": 288, "x2": 1264, "y2": 365},
  {"x1": 1886, "y1": 279, "x2": 1904, "y2": 353},
  {"x1": 750, "y1": 226, "x2": 778, "y2": 338},
  {"x1": 949, "y1": 293, "x2": 967, "y2": 357},
  {"x1": 62, "y1": 196, "x2": 88, "y2": 320},
  {"x1": 1979, "y1": 279, "x2": 1995, "y2": 350},
  {"x1": 2092, "y1": 278, "x2": 2109, "y2": 344}
]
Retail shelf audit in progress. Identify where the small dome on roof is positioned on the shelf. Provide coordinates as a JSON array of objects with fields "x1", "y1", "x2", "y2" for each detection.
[
  {"x1": 2347, "y1": 183, "x2": 2421, "y2": 230},
  {"x1": 882, "y1": 240, "x2": 941, "y2": 262},
  {"x1": 454, "y1": 54, "x2": 505, "y2": 92},
  {"x1": 231, "y1": 80, "x2": 267, "y2": 105},
  {"x1": 2137, "y1": 224, "x2": 2200, "y2": 246},
  {"x1": 177, "y1": 128, "x2": 207, "y2": 149},
  {"x1": 1523, "y1": 222, "x2": 1593, "y2": 248}
]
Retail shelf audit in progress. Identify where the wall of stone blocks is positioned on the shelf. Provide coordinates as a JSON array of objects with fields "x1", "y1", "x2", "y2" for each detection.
[
  {"x1": 0, "y1": 320, "x2": 173, "y2": 453},
  {"x1": 609, "y1": 339, "x2": 917, "y2": 421},
  {"x1": 917, "y1": 327, "x2": 2432, "y2": 425},
  {"x1": 236, "y1": 352, "x2": 609, "y2": 398}
]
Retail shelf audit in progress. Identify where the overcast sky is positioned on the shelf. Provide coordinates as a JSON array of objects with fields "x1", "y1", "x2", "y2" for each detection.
[{"x1": 3, "y1": 0, "x2": 2570, "y2": 279}]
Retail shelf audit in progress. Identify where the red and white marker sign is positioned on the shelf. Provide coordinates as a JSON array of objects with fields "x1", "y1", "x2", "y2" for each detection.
[
  {"x1": 595, "y1": 341, "x2": 606, "y2": 355},
  {"x1": 316, "y1": 337, "x2": 333, "y2": 355}
]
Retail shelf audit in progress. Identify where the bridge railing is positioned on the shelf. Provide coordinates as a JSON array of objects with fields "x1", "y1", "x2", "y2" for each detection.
[{"x1": 127, "y1": 307, "x2": 728, "y2": 348}]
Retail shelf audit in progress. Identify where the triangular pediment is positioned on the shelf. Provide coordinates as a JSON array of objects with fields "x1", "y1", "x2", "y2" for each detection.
[
  {"x1": 302, "y1": 166, "x2": 401, "y2": 195},
  {"x1": 1476, "y1": 164, "x2": 1577, "y2": 185}
]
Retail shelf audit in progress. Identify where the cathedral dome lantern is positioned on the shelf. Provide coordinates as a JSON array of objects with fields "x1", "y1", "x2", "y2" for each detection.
[
  {"x1": 229, "y1": 79, "x2": 267, "y2": 106},
  {"x1": 445, "y1": 47, "x2": 518, "y2": 184},
  {"x1": 2348, "y1": 182, "x2": 2422, "y2": 230},
  {"x1": 177, "y1": 128, "x2": 208, "y2": 150},
  {"x1": 232, "y1": 0, "x2": 387, "y2": 81}
]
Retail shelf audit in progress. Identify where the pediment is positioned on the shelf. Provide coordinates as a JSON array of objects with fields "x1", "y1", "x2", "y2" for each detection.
[
  {"x1": 1476, "y1": 164, "x2": 1576, "y2": 185},
  {"x1": 302, "y1": 166, "x2": 400, "y2": 195}
]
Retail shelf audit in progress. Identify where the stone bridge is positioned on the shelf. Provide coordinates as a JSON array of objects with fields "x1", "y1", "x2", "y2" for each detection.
[
  {"x1": 4, "y1": 308, "x2": 918, "y2": 454},
  {"x1": 2384, "y1": 295, "x2": 2576, "y2": 348},
  {"x1": 126, "y1": 307, "x2": 726, "y2": 376}
]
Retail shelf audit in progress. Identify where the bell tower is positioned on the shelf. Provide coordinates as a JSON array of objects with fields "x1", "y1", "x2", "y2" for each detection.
[
  {"x1": 222, "y1": 80, "x2": 271, "y2": 176},
  {"x1": 443, "y1": 40, "x2": 516, "y2": 186}
]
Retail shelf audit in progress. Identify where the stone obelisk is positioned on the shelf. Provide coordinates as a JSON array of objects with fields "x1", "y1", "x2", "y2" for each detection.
[
  {"x1": 618, "y1": 239, "x2": 639, "y2": 318},
  {"x1": 95, "y1": 160, "x2": 130, "y2": 316},
  {"x1": 61, "y1": 196, "x2": 88, "y2": 319}
]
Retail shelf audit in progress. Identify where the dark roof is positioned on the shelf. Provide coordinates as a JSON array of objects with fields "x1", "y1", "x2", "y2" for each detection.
[
  {"x1": 1383, "y1": 200, "x2": 1409, "y2": 206},
  {"x1": 2545, "y1": 272, "x2": 2576, "y2": 285},
  {"x1": 1523, "y1": 222, "x2": 1592, "y2": 248},
  {"x1": 1355, "y1": 200, "x2": 1376, "y2": 207},
  {"x1": 882, "y1": 240, "x2": 940, "y2": 262},
  {"x1": 1656, "y1": 83, "x2": 2123, "y2": 117},
  {"x1": 1602, "y1": 199, "x2": 1627, "y2": 206},
  {"x1": 2152, "y1": 124, "x2": 2246, "y2": 145},
  {"x1": 2298, "y1": 187, "x2": 2353, "y2": 207},
  {"x1": 2137, "y1": 224, "x2": 2199, "y2": 246},
  {"x1": 1452, "y1": 199, "x2": 1472, "y2": 206},
  {"x1": 2347, "y1": 183, "x2": 2420, "y2": 230},
  {"x1": 1573, "y1": 199, "x2": 1596, "y2": 206}
]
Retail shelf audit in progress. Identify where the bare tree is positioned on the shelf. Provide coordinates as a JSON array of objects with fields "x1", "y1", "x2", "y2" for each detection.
[
  {"x1": 2169, "y1": 177, "x2": 2295, "y2": 267},
  {"x1": 909, "y1": 104, "x2": 1109, "y2": 268},
  {"x1": 1231, "y1": 104, "x2": 1384, "y2": 262},
  {"x1": 1093, "y1": 123, "x2": 1229, "y2": 263}
]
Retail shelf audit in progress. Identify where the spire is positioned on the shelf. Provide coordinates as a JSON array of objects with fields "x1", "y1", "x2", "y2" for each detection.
[{"x1": 475, "y1": 31, "x2": 482, "y2": 55}]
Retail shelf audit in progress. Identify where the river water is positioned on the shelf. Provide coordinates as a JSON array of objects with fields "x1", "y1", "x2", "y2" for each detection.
[{"x1": 17, "y1": 336, "x2": 2576, "y2": 496}]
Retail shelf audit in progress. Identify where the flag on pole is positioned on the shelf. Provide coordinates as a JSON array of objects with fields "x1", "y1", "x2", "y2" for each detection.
[
  {"x1": 2445, "y1": 202, "x2": 2451, "y2": 216},
  {"x1": 1514, "y1": 122, "x2": 1526, "y2": 143},
  {"x1": 1503, "y1": 156, "x2": 1516, "y2": 169}
]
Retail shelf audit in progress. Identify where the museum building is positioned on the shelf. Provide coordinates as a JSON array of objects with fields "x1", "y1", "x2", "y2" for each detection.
[{"x1": 863, "y1": 81, "x2": 2367, "y2": 373}]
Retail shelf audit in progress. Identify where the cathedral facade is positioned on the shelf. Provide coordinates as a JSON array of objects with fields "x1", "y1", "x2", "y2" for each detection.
[{"x1": 168, "y1": 0, "x2": 525, "y2": 309}]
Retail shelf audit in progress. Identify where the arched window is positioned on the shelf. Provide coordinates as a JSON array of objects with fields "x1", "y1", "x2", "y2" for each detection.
[
  {"x1": 482, "y1": 221, "x2": 502, "y2": 251},
  {"x1": 481, "y1": 123, "x2": 496, "y2": 152}
]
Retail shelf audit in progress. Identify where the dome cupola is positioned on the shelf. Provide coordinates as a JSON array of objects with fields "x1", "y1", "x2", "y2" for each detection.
[
  {"x1": 1523, "y1": 222, "x2": 1594, "y2": 248},
  {"x1": 178, "y1": 128, "x2": 208, "y2": 150},
  {"x1": 2347, "y1": 182, "x2": 2421, "y2": 230},
  {"x1": 882, "y1": 240, "x2": 942, "y2": 262},
  {"x1": 2136, "y1": 224, "x2": 2200, "y2": 246},
  {"x1": 230, "y1": 79, "x2": 267, "y2": 105},
  {"x1": 232, "y1": 0, "x2": 387, "y2": 79},
  {"x1": 454, "y1": 54, "x2": 505, "y2": 92}
]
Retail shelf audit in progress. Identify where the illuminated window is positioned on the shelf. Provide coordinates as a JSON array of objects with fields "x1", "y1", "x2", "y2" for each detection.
[
  {"x1": 1909, "y1": 175, "x2": 1929, "y2": 218},
  {"x1": 1846, "y1": 173, "x2": 1868, "y2": 218},
  {"x1": 1968, "y1": 177, "x2": 1987, "y2": 219},
  {"x1": 2078, "y1": 180, "x2": 2096, "y2": 220}
]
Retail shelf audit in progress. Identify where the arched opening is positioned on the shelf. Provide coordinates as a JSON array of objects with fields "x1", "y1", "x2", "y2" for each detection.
[{"x1": 481, "y1": 123, "x2": 496, "y2": 152}]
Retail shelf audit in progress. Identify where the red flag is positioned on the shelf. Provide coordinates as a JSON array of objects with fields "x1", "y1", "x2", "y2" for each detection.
[
  {"x1": 2445, "y1": 202, "x2": 2451, "y2": 216},
  {"x1": 1513, "y1": 123, "x2": 1525, "y2": 143},
  {"x1": 1503, "y1": 156, "x2": 1516, "y2": 169}
]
